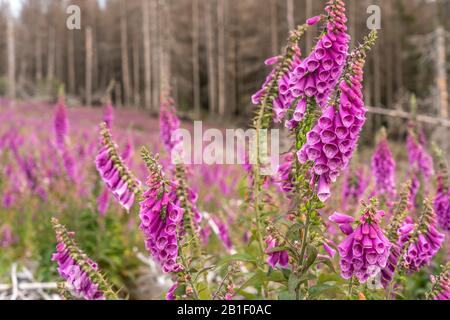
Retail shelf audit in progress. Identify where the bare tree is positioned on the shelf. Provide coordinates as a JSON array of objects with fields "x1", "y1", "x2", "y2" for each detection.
[
  {"x1": 120, "y1": 1, "x2": 131, "y2": 106},
  {"x1": 7, "y1": 5, "x2": 15, "y2": 99},
  {"x1": 192, "y1": 0, "x2": 201, "y2": 115},
  {"x1": 205, "y1": 0, "x2": 217, "y2": 115},
  {"x1": 142, "y1": 0, "x2": 152, "y2": 110},
  {"x1": 85, "y1": 26, "x2": 93, "y2": 106},
  {"x1": 217, "y1": 0, "x2": 227, "y2": 116}
]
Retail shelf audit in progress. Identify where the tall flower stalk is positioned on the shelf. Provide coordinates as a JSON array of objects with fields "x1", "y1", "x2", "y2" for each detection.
[
  {"x1": 51, "y1": 217, "x2": 117, "y2": 300},
  {"x1": 95, "y1": 123, "x2": 141, "y2": 211}
]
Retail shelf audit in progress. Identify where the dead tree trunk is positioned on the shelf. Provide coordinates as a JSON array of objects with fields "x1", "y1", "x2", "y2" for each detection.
[
  {"x1": 7, "y1": 9, "x2": 16, "y2": 99},
  {"x1": 150, "y1": 0, "x2": 160, "y2": 112},
  {"x1": 305, "y1": 0, "x2": 313, "y2": 52},
  {"x1": 270, "y1": 0, "x2": 278, "y2": 55},
  {"x1": 120, "y1": 1, "x2": 131, "y2": 106},
  {"x1": 192, "y1": 0, "x2": 201, "y2": 115},
  {"x1": 67, "y1": 30, "x2": 76, "y2": 95},
  {"x1": 85, "y1": 26, "x2": 93, "y2": 106},
  {"x1": 217, "y1": 0, "x2": 227, "y2": 116},
  {"x1": 436, "y1": 26, "x2": 448, "y2": 118},
  {"x1": 142, "y1": 0, "x2": 152, "y2": 110},
  {"x1": 205, "y1": 0, "x2": 217, "y2": 115},
  {"x1": 286, "y1": 0, "x2": 295, "y2": 31}
]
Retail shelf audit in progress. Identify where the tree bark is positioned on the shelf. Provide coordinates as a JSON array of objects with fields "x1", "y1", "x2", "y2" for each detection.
[
  {"x1": 305, "y1": 0, "x2": 313, "y2": 52},
  {"x1": 7, "y1": 9, "x2": 16, "y2": 99},
  {"x1": 217, "y1": 0, "x2": 227, "y2": 116},
  {"x1": 142, "y1": 0, "x2": 152, "y2": 110},
  {"x1": 150, "y1": 0, "x2": 160, "y2": 111},
  {"x1": 85, "y1": 26, "x2": 93, "y2": 106},
  {"x1": 270, "y1": 0, "x2": 278, "y2": 55},
  {"x1": 286, "y1": 0, "x2": 294, "y2": 31},
  {"x1": 67, "y1": 30, "x2": 76, "y2": 95},
  {"x1": 120, "y1": 1, "x2": 131, "y2": 106},
  {"x1": 205, "y1": 0, "x2": 217, "y2": 115}
]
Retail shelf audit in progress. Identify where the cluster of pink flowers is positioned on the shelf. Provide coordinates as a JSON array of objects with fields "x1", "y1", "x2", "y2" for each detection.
[
  {"x1": 434, "y1": 175, "x2": 450, "y2": 232},
  {"x1": 51, "y1": 219, "x2": 107, "y2": 300},
  {"x1": 52, "y1": 241, "x2": 105, "y2": 300},
  {"x1": 330, "y1": 209, "x2": 392, "y2": 283},
  {"x1": 297, "y1": 52, "x2": 367, "y2": 202},
  {"x1": 399, "y1": 213, "x2": 445, "y2": 272},
  {"x1": 430, "y1": 268, "x2": 450, "y2": 300},
  {"x1": 54, "y1": 96, "x2": 68, "y2": 150},
  {"x1": 265, "y1": 236, "x2": 289, "y2": 269},
  {"x1": 371, "y1": 137, "x2": 396, "y2": 201},
  {"x1": 139, "y1": 170, "x2": 183, "y2": 273},
  {"x1": 95, "y1": 124, "x2": 141, "y2": 211},
  {"x1": 286, "y1": 0, "x2": 349, "y2": 110}
]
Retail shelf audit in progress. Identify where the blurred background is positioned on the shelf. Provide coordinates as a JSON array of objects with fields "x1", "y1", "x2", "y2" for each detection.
[{"x1": 0, "y1": 0, "x2": 449, "y2": 133}]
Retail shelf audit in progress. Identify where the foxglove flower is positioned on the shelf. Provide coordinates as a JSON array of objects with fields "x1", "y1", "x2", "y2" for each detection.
[
  {"x1": 265, "y1": 236, "x2": 289, "y2": 269},
  {"x1": 286, "y1": 0, "x2": 349, "y2": 109},
  {"x1": 166, "y1": 282, "x2": 178, "y2": 300},
  {"x1": 139, "y1": 148, "x2": 183, "y2": 273},
  {"x1": 160, "y1": 96, "x2": 181, "y2": 153},
  {"x1": 434, "y1": 175, "x2": 450, "y2": 232},
  {"x1": 400, "y1": 202, "x2": 445, "y2": 272},
  {"x1": 54, "y1": 96, "x2": 68, "y2": 150},
  {"x1": 428, "y1": 265, "x2": 450, "y2": 300},
  {"x1": 331, "y1": 205, "x2": 392, "y2": 283},
  {"x1": 371, "y1": 136, "x2": 396, "y2": 201},
  {"x1": 97, "y1": 187, "x2": 110, "y2": 217},
  {"x1": 95, "y1": 123, "x2": 141, "y2": 211},
  {"x1": 51, "y1": 218, "x2": 116, "y2": 300},
  {"x1": 297, "y1": 32, "x2": 377, "y2": 202}
]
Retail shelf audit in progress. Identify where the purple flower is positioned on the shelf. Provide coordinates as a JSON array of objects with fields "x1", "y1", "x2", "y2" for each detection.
[
  {"x1": 160, "y1": 97, "x2": 181, "y2": 153},
  {"x1": 331, "y1": 208, "x2": 392, "y2": 283},
  {"x1": 139, "y1": 171, "x2": 183, "y2": 274},
  {"x1": 54, "y1": 98, "x2": 68, "y2": 150},
  {"x1": 429, "y1": 268, "x2": 450, "y2": 300},
  {"x1": 275, "y1": 153, "x2": 295, "y2": 194},
  {"x1": 400, "y1": 211, "x2": 445, "y2": 272},
  {"x1": 265, "y1": 236, "x2": 289, "y2": 269},
  {"x1": 166, "y1": 283, "x2": 178, "y2": 300},
  {"x1": 286, "y1": 0, "x2": 349, "y2": 111},
  {"x1": 97, "y1": 187, "x2": 110, "y2": 217},
  {"x1": 297, "y1": 49, "x2": 368, "y2": 202},
  {"x1": 51, "y1": 219, "x2": 108, "y2": 300},
  {"x1": 95, "y1": 124, "x2": 141, "y2": 212},
  {"x1": 0, "y1": 225, "x2": 16, "y2": 248},
  {"x1": 434, "y1": 175, "x2": 450, "y2": 232},
  {"x1": 371, "y1": 138, "x2": 396, "y2": 201}
]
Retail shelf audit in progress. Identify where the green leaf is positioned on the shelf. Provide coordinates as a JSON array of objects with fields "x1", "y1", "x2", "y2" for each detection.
[
  {"x1": 278, "y1": 290, "x2": 297, "y2": 300},
  {"x1": 288, "y1": 273, "x2": 300, "y2": 295}
]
